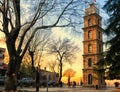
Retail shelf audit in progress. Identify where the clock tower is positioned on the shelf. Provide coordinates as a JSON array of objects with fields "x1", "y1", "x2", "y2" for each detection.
[{"x1": 82, "y1": 3, "x2": 104, "y2": 87}]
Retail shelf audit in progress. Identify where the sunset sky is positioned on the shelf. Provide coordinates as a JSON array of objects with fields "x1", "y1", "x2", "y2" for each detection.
[
  {"x1": 49, "y1": 0, "x2": 108, "y2": 83},
  {"x1": 0, "y1": 0, "x2": 108, "y2": 83}
]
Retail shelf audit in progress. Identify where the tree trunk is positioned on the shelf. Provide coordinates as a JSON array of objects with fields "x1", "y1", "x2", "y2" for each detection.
[
  {"x1": 31, "y1": 53, "x2": 35, "y2": 70},
  {"x1": 4, "y1": 56, "x2": 22, "y2": 91},
  {"x1": 5, "y1": 74, "x2": 17, "y2": 91},
  {"x1": 58, "y1": 62, "x2": 62, "y2": 83},
  {"x1": 68, "y1": 76, "x2": 70, "y2": 84},
  {"x1": 29, "y1": 51, "x2": 35, "y2": 70}
]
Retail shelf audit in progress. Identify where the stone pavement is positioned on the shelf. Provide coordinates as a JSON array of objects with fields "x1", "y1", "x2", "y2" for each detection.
[
  {"x1": 18, "y1": 87, "x2": 116, "y2": 92},
  {"x1": 0, "y1": 86, "x2": 116, "y2": 92}
]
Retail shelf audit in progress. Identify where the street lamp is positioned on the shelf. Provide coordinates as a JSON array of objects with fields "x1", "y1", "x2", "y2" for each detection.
[
  {"x1": 44, "y1": 67, "x2": 48, "y2": 92},
  {"x1": 36, "y1": 67, "x2": 40, "y2": 92}
]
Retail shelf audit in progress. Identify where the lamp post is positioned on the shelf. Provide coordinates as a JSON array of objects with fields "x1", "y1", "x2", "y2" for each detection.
[
  {"x1": 36, "y1": 67, "x2": 40, "y2": 92},
  {"x1": 47, "y1": 74, "x2": 48, "y2": 92},
  {"x1": 44, "y1": 67, "x2": 48, "y2": 92}
]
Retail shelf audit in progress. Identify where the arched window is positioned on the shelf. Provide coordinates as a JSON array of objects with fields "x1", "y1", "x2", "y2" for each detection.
[
  {"x1": 98, "y1": 31, "x2": 101, "y2": 39},
  {"x1": 97, "y1": 18, "x2": 101, "y2": 26},
  {"x1": 88, "y1": 30, "x2": 92, "y2": 39},
  {"x1": 88, "y1": 74, "x2": 92, "y2": 84},
  {"x1": 99, "y1": 44, "x2": 102, "y2": 53},
  {"x1": 88, "y1": 44, "x2": 92, "y2": 53},
  {"x1": 88, "y1": 19, "x2": 92, "y2": 26},
  {"x1": 88, "y1": 58, "x2": 92, "y2": 67}
]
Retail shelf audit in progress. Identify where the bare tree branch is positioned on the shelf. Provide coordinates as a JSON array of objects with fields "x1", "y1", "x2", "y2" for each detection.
[
  {"x1": 49, "y1": 38, "x2": 79, "y2": 83},
  {"x1": 17, "y1": 0, "x2": 46, "y2": 54},
  {"x1": 2, "y1": 0, "x2": 9, "y2": 36},
  {"x1": 8, "y1": 9, "x2": 14, "y2": 29},
  {"x1": 0, "y1": 28, "x2": 3, "y2": 32}
]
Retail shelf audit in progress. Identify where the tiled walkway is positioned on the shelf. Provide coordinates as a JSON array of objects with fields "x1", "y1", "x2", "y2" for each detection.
[
  {"x1": 0, "y1": 86, "x2": 116, "y2": 92},
  {"x1": 16, "y1": 87, "x2": 116, "y2": 92}
]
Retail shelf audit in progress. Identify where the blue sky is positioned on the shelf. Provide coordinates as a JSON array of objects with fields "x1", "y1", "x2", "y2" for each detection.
[{"x1": 51, "y1": 0, "x2": 109, "y2": 81}]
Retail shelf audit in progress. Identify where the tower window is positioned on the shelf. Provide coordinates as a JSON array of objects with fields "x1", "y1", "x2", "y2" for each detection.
[
  {"x1": 88, "y1": 44, "x2": 92, "y2": 53},
  {"x1": 88, "y1": 30, "x2": 92, "y2": 39},
  {"x1": 98, "y1": 31, "x2": 101, "y2": 39},
  {"x1": 99, "y1": 44, "x2": 102, "y2": 53},
  {"x1": 88, "y1": 74, "x2": 92, "y2": 84},
  {"x1": 97, "y1": 19, "x2": 99, "y2": 25},
  {"x1": 97, "y1": 18, "x2": 101, "y2": 26},
  {"x1": 88, "y1": 19, "x2": 92, "y2": 26},
  {"x1": 88, "y1": 58, "x2": 92, "y2": 67}
]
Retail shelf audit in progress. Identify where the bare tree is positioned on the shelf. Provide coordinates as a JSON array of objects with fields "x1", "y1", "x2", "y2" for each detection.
[
  {"x1": 49, "y1": 38, "x2": 79, "y2": 83},
  {"x1": 63, "y1": 68, "x2": 76, "y2": 85},
  {"x1": 0, "y1": 0, "x2": 84, "y2": 91},
  {"x1": 27, "y1": 30, "x2": 50, "y2": 70}
]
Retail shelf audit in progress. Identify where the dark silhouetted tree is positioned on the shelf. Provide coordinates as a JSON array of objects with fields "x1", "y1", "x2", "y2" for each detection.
[
  {"x1": 103, "y1": 0, "x2": 120, "y2": 79},
  {"x1": 49, "y1": 38, "x2": 79, "y2": 83}
]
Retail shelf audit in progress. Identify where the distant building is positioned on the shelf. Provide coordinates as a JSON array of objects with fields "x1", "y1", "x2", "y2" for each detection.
[
  {"x1": 39, "y1": 68, "x2": 59, "y2": 86},
  {"x1": 0, "y1": 48, "x2": 7, "y2": 76},
  {"x1": 41, "y1": 69, "x2": 58, "y2": 81}
]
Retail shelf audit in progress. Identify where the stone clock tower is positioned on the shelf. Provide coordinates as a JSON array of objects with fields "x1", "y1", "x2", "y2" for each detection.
[{"x1": 82, "y1": 3, "x2": 104, "y2": 87}]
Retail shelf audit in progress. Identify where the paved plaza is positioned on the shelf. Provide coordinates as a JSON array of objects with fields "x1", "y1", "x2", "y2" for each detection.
[{"x1": 0, "y1": 86, "x2": 117, "y2": 92}]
